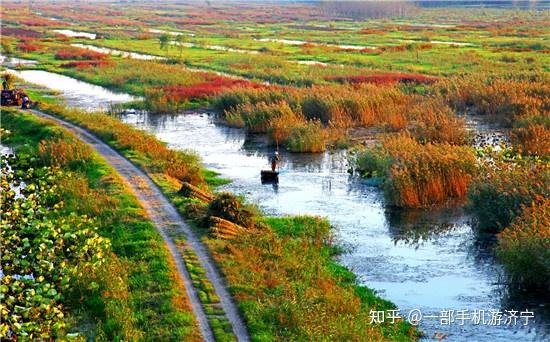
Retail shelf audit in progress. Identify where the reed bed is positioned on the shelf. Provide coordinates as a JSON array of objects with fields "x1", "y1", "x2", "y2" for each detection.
[
  {"x1": 497, "y1": 198, "x2": 550, "y2": 289},
  {"x1": 217, "y1": 82, "x2": 468, "y2": 152},
  {"x1": 355, "y1": 134, "x2": 478, "y2": 208},
  {"x1": 469, "y1": 157, "x2": 550, "y2": 232},
  {"x1": 434, "y1": 73, "x2": 550, "y2": 126}
]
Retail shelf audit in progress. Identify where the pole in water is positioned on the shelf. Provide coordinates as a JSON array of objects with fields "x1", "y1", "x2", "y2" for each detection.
[{"x1": 276, "y1": 141, "x2": 280, "y2": 173}]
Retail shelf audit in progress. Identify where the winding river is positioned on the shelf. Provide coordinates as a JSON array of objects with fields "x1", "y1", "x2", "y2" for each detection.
[{"x1": 10, "y1": 69, "x2": 549, "y2": 341}]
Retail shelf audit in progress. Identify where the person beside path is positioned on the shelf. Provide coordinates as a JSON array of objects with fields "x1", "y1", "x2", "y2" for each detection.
[{"x1": 21, "y1": 95, "x2": 30, "y2": 109}]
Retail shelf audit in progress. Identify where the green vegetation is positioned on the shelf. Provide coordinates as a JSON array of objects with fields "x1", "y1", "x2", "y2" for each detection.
[
  {"x1": 469, "y1": 151, "x2": 549, "y2": 233},
  {"x1": 1, "y1": 110, "x2": 200, "y2": 341},
  {"x1": 207, "y1": 216, "x2": 416, "y2": 341},
  {"x1": 37, "y1": 102, "x2": 205, "y2": 185},
  {"x1": 468, "y1": 147, "x2": 549, "y2": 289},
  {"x1": 497, "y1": 198, "x2": 550, "y2": 290},
  {"x1": 1, "y1": 154, "x2": 109, "y2": 339},
  {"x1": 23, "y1": 102, "x2": 417, "y2": 341}
]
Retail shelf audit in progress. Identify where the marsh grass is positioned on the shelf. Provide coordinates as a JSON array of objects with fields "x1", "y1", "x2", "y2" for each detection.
[
  {"x1": 510, "y1": 114, "x2": 550, "y2": 157},
  {"x1": 469, "y1": 156, "x2": 550, "y2": 233},
  {"x1": 497, "y1": 199, "x2": 550, "y2": 290},
  {"x1": 206, "y1": 216, "x2": 417, "y2": 341},
  {"x1": 355, "y1": 135, "x2": 478, "y2": 208},
  {"x1": 434, "y1": 74, "x2": 550, "y2": 126},
  {"x1": 218, "y1": 82, "x2": 468, "y2": 152},
  {"x1": 38, "y1": 102, "x2": 205, "y2": 185}
]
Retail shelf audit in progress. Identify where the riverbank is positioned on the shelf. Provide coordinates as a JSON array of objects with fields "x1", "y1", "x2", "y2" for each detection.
[{"x1": 14, "y1": 99, "x2": 418, "y2": 340}]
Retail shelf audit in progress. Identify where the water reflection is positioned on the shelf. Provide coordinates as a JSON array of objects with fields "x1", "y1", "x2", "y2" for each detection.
[{"x1": 385, "y1": 207, "x2": 465, "y2": 246}]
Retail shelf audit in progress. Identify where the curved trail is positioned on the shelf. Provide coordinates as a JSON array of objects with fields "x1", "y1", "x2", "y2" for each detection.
[{"x1": 29, "y1": 109, "x2": 250, "y2": 342}]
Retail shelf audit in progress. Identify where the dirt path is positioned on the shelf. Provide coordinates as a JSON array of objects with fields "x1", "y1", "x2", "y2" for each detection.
[{"x1": 29, "y1": 109, "x2": 250, "y2": 342}]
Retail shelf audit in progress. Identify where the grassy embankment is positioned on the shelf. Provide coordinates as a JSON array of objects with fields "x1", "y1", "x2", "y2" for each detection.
[
  {"x1": 29, "y1": 100, "x2": 418, "y2": 340},
  {"x1": 2, "y1": 109, "x2": 201, "y2": 341}
]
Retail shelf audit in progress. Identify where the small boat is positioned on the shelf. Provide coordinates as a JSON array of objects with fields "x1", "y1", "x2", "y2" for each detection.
[{"x1": 261, "y1": 170, "x2": 279, "y2": 183}]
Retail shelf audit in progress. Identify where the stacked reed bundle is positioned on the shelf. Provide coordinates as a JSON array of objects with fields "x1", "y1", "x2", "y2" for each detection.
[
  {"x1": 179, "y1": 181, "x2": 215, "y2": 202},
  {"x1": 210, "y1": 216, "x2": 246, "y2": 240}
]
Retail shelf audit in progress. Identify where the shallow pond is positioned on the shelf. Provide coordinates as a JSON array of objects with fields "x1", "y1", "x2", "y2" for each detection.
[
  {"x1": 296, "y1": 60, "x2": 330, "y2": 66},
  {"x1": 255, "y1": 38, "x2": 376, "y2": 50},
  {"x1": 399, "y1": 39, "x2": 475, "y2": 47},
  {"x1": 148, "y1": 28, "x2": 195, "y2": 37},
  {"x1": 117, "y1": 111, "x2": 548, "y2": 341},
  {"x1": 9, "y1": 69, "x2": 136, "y2": 110},
  {"x1": 70, "y1": 44, "x2": 251, "y2": 80},
  {"x1": 53, "y1": 29, "x2": 97, "y2": 39},
  {"x1": 1, "y1": 56, "x2": 38, "y2": 68},
  {"x1": 71, "y1": 43, "x2": 165, "y2": 60},
  {"x1": 170, "y1": 41, "x2": 259, "y2": 54}
]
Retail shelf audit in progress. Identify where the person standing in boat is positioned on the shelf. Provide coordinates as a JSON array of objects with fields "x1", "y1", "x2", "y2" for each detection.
[{"x1": 270, "y1": 151, "x2": 280, "y2": 172}]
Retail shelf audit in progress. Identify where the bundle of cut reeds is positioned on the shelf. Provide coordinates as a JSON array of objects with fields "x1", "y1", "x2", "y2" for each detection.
[
  {"x1": 210, "y1": 216, "x2": 245, "y2": 240},
  {"x1": 179, "y1": 181, "x2": 215, "y2": 202}
]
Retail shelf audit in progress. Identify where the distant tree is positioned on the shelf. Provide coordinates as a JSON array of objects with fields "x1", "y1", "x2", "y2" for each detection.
[
  {"x1": 406, "y1": 43, "x2": 420, "y2": 63},
  {"x1": 175, "y1": 34, "x2": 186, "y2": 59},
  {"x1": 159, "y1": 34, "x2": 171, "y2": 51}
]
